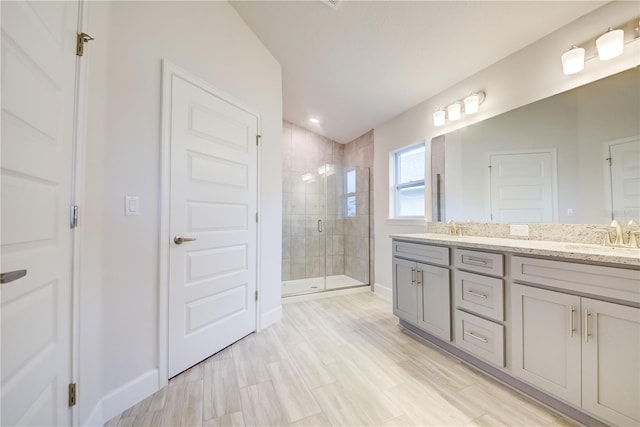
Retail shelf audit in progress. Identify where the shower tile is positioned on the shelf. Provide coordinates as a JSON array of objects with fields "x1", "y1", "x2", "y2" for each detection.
[
  {"x1": 291, "y1": 235, "x2": 305, "y2": 256},
  {"x1": 292, "y1": 149, "x2": 306, "y2": 172},
  {"x1": 325, "y1": 236, "x2": 333, "y2": 255},
  {"x1": 305, "y1": 194, "x2": 320, "y2": 215},
  {"x1": 333, "y1": 219, "x2": 344, "y2": 235},
  {"x1": 291, "y1": 257, "x2": 306, "y2": 280},
  {"x1": 282, "y1": 150, "x2": 292, "y2": 171},
  {"x1": 281, "y1": 260, "x2": 291, "y2": 281},
  {"x1": 291, "y1": 174, "x2": 305, "y2": 194},
  {"x1": 356, "y1": 192, "x2": 369, "y2": 215},
  {"x1": 332, "y1": 256, "x2": 344, "y2": 275},
  {"x1": 282, "y1": 171, "x2": 292, "y2": 193},
  {"x1": 291, "y1": 215, "x2": 306, "y2": 235},
  {"x1": 319, "y1": 136, "x2": 332, "y2": 155},
  {"x1": 332, "y1": 235, "x2": 344, "y2": 255},
  {"x1": 291, "y1": 193, "x2": 305, "y2": 215},
  {"x1": 282, "y1": 215, "x2": 291, "y2": 237},
  {"x1": 326, "y1": 257, "x2": 334, "y2": 276},
  {"x1": 292, "y1": 125, "x2": 306, "y2": 151},
  {"x1": 319, "y1": 236, "x2": 326, "y2": 255},
  {"x1": 306, "y1": 257, "x2": 320, "y2": 278},
  {"x1": 305, "y1": 236, "x2": 320, "y2": 258},
  {"x1": 282, "y1": 238, "x2": 291, "y2": 259},
  {"x1": 356, "y1": 169, "x2": 368, "y2": 193},
  {"x1": 282, "y1": 193, "x2": 292, "y2": 215}
]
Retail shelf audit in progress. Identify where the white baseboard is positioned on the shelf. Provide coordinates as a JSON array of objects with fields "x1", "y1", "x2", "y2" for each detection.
[
  {"x1": 100, "y1": 369, "x2": 160, "y2": 423},
  {"x1": 83, "y1": 400, "x2": 104, "y2": 427},
  {"x1": 260, "y1": 305, "x2": 282, "y2": 330},
  {"x1": 374, "y1": 282, "x2": 392, "y2": 301}
]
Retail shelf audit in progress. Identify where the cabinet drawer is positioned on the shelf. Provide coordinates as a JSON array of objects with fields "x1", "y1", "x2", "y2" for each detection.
[
  {"x1": 455, "y1": 271, "x2": 504, "y2": 321},
  {"x1": 455, "y1": 310, "x2": 504, "y2": 367},
  {"x1": 512, "y1": 256, "x2": 640, "y2": 303},
  {"x1": 393, "y1": 240, "x2": 449, "y2": 266},
  {"x1": 454, "y1": 249, "x2": 503, "y2": 277}
]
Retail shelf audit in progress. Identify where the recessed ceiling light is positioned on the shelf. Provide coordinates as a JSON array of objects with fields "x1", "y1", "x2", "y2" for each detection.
[{"x1": 309, "y1": 117, "x2": 320, "y2": 124}]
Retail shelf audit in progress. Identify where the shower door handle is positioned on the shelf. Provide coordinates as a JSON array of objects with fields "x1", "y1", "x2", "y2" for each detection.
[{"x1": 317, "y1": 219, "x2": 323, "y2": 232}]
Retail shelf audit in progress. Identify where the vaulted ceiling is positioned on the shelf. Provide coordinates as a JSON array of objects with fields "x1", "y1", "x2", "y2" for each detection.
[{"x1": 231, "y1": 1, "x2": 607, "y2": 142}]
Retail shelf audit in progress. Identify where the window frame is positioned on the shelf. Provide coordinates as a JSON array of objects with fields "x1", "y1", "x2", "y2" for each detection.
[{"x1": 391, "y1": 142, "x2": 426, "y2": 218}]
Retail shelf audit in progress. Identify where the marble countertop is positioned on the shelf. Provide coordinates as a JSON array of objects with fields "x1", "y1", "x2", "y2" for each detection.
[{"x1": 390, "y1": 233, "x2": 640, "y2": 267}]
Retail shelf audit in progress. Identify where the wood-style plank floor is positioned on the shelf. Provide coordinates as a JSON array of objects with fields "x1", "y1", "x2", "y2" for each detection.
[{"x1": 105, "y1": 292, "x2": 576, "y2": 426}]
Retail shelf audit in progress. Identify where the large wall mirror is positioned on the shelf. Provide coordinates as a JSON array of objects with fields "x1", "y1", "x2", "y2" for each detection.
[{"x1": 432, "y1": 67, "x2": 639, "y2": 225}]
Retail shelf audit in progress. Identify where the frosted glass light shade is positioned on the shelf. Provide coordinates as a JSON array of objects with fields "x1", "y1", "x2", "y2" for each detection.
[
  {"x1": 464, "y1": 94, "x2": 480, "y2": 114},
  {"x1": 447, "y1": 103, "x2": 461, "y2": 121},
  {"x1": 596, "y1": 29, "x2": 624, "y2": 60},
  {"x1": 433, "y1": 110, "x2": 446, "y2": 126},
  {"x1": 561, "y1": 46, "x2": 585, "y2": 75}
]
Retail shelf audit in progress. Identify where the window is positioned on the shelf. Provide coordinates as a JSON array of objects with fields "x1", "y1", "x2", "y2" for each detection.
[
  {"x1": 392, "y1": 143, "x2": 425, "y2": 217},
  {"x1": 345, "y1": 169, "x2": 356, "y2": 217}
]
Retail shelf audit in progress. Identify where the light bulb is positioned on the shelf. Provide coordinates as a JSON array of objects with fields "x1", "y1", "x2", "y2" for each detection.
[
  {"x1": 464, "y1": 94, "x2": 480, "y2": 114},
  {"x1": 433, "y1": 110, "x2": 446, "y2": 126},
  {"x1": 447, "y1": 103, "x2": 461, "y2": 121},
  {"x1": 596, "y1": 29, "x2": 624, "y2": 60},
  {"x1": 561, "y1": 46, "x2": 585, "y2": 75}
]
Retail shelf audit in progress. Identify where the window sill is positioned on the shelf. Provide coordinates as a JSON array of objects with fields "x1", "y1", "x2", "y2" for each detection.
[{"x1": 385, "y1": 218, "x2": 428, "y2": 227}]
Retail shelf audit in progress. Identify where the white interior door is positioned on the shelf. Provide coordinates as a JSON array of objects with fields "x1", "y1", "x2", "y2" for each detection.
[
  {"x1": 1, "y1": 1, "x2": 78, "y2": 425},
  {"x1": 168, "y1": 74, "x2": 258, "y2": 378},
  {"x1": 489, "y1": 151, "x2": 554, "y2": 223},
  {"x1": 610, "y1": 139, "x2": 640, "y2": 222}
]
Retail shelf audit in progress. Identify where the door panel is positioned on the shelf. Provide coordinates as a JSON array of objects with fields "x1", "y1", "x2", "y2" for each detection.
[
  {"x1": 392, "y1": 257, "x2": 418, "y2": 323},
  {"x1": 511, "y1": 285, "x2": 582, "y2": 406},
  {"x1": 582, "y1": 298, "x2": 640, "y2": 426},
  {"x1": 610, "y1": 139, "x2": 640, "y2": 222},
  {"x1": 168, "y1": 75, "x2": 258, "y2": 377},
  {"x1": 417, "y1": 262, "x2": 451, "y2": 341},
  {"x1": 489, "y1": 152, "x2": 554, "y2": 223},
  {"x1": 1, "y1": 1, "x2": 78, "y2": 425}
]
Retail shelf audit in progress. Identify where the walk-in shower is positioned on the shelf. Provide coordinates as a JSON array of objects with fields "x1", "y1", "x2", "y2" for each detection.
[{"x1": 282, "y1": 163, "x2": 370, "y2": 296}]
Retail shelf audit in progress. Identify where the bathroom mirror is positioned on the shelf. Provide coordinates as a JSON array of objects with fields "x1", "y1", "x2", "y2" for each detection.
[{"x1": 432, "y1": 67, "x2": 640, "y2": 224}]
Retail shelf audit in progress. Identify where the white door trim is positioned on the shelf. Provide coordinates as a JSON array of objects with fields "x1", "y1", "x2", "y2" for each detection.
[
  {"x1": 602, "y1": 135, "x2": 640, "y2": 221},
  {"x1": 485, "y1": 148, "x2": 558, "y2": 223},
  {"x1": 159, "y1": 60, "x2": 262, "y2": 386},
  {"x1": 71, "y1": 1, "x2": 90, "y2": 424}
]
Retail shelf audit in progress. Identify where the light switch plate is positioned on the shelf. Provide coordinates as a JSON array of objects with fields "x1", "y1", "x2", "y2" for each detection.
[
  {"x1": 510, "y1": 224, "x2": 529, "y2": 237},
  {"x1": 125, "y1": 196, "x2": 140, "y2": 216}
]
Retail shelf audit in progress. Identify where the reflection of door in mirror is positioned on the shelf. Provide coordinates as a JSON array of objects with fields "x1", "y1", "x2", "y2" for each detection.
[
  {"x1": 489, "y1": 151, "x2": 556, "y2": 223},
  {"x1": 609, "y1": 138, "x2": 640, "y2": 223}
]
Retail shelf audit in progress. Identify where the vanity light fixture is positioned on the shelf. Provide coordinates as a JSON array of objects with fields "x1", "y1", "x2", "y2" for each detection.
[
  {"x1": 432, "y1": 91, "x2": 486, "y2": 126},
  {"x1": 560, "y1": 17, "x2": 639, "y2": 76},
  {"x1": 447, "y1": 103, "x2": 461, "y2": 121},
  {"x1": 561, "y1": 45, "x2": 586, "y2": 75},
  {"x1": 301, "y1": 173, "x2": 314, "y2": 182},
  {"x1": 596, "y1": 28, "x2": 624, "y2": 60},
  {"x1": 433, "y1": 110, "x2": 446, "y2": 126}
]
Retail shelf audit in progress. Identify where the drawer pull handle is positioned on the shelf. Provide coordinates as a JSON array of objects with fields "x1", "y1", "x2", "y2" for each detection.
[
  {"x1": 465, "y1": 257, "x2": 488, "y2": 266},
  {"x1": 583, "y1": 309, "x2": 591, "y2": 343},
  {"x1": 464, "y1": 331, "x2": 489, "y2": 343},
  {"x1": 417, "y1": 269, "x2": 423, "y2": 286},
  {"x1": 464, "y1": 289, "x2": 488, "y2": 299},
  {"x1": 411, "y1": 268, "x2": 416, "y2": 286},
  {"x1": 568, "y1": 305, "x2": 575, "y2": 337}
]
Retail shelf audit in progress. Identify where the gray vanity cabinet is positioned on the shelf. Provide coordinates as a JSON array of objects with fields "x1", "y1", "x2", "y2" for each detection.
[
  {"x1": 512, "y1": 285, "x2": 640, "y2": 426},
  {"x1": 581, "y1": 298, "x2": 640, "y2": 427},
  {"x1": 392, "y1": 240, "x2": 451, "y2": 341},
  {"x1": 511, "y1": 284, "x2": 582, "y2": 406}
]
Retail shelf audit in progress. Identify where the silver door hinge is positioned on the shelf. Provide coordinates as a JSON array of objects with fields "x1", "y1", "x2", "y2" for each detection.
[
  {"x1": 255, "y1": 290, "x2": 258, "y2": 301},
  {"x1": 76, "y1": 32, "x2": 94, "y2": 56},
  {"x1": 70, "y1": 205, "x2": 79, "y2": 228},
  {"x1": 68, "y1": 383, "x2": 77, "y2": 407},
  {"x1": 256, "y1": 134, "x2": 261, "y2": 146}
]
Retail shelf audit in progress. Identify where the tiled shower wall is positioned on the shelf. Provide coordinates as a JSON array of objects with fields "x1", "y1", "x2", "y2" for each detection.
[
  {"x1": 281, "y1": 121, "x2": 345, "y2": 281},
  {"x1": 343, "y1": 130, "x2": 375, "y2": 285},
  {"x1": 281, "y1": 121, "x2": 375, "y2": 284}
]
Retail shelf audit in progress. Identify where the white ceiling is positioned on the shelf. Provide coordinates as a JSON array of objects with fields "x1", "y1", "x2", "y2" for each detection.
[{"x1": 230, "y1": 1, "x2": 607, "y2": 143}]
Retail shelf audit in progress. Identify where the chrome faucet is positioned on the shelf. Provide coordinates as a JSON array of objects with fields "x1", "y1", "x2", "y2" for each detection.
[
  {"x1": 446, "y1": 219, "x2": 458, "y2": 236},
  {"x1": 610, "y1": 220, "x2": 624, "y2": 246}
]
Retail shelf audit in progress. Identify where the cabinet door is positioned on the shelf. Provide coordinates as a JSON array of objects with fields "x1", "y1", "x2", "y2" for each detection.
[
  {"x1": 393, "y1": 257, "x2": 418, "y2": 323},
  {"x1": 417, "y1": 262, "x2": 451, "y2": 341},
  {"x1": 511, "y1": 284, "x2": 582, "y2": 406},
  {"x1": 582, "y1": 298, "x2": 640, "y2": 426}
]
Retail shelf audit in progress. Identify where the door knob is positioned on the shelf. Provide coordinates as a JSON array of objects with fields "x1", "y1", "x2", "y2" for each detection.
[
  {"x1": 0, "y1": 269, "x2": 27, "y2": 284},
  {"x1": 174, "y1": 235, "x2": 196, "y2": 245}
]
